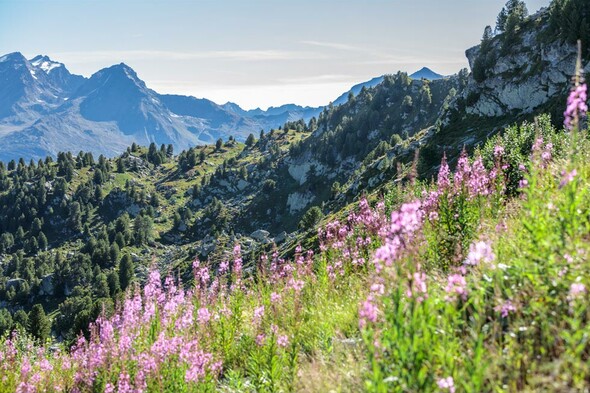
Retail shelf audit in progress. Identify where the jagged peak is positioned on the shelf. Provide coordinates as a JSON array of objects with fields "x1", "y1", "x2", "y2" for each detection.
[
  {"x1": 0, "y1": 52, "x2": 27, "y2": 64},
  {"x1": 30, "y1": 55, "x2": 64, "y2": 73}
]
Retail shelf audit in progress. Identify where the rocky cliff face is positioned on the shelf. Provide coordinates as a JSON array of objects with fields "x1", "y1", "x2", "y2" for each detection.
[{"x1": 463, "y1": 10, "x2": 590, "y2": 118}]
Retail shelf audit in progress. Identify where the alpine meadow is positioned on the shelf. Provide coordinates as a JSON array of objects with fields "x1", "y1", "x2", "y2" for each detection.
[{"x1": 0, "y1": 0, "x2": 590, "y2": 391}]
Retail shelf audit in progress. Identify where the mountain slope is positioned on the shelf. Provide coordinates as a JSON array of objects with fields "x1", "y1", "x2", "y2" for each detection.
[{"x1": 332, "y1": 75, "x2": 385, "y2": 106}]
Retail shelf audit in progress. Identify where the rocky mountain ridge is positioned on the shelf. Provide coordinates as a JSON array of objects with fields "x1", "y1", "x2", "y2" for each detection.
[{"x1": 464, "y1": 10, "x2": 590, "y2": 118}]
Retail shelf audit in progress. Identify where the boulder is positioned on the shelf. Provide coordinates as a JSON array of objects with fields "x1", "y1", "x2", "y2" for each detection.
[
  {"x1": 273, "y1": 231, "x2": 287, "y2": 244},
  {"x1": 39, "y1": 274, "x2": 55, "y2": 296},
  {"x1": 6, "y1": 278, "x2": 25, "y2": 290},
  {"x1": 250, "y1": 229, "x2": 270, "y2": 242},
  {"x1": 286, "y1": 192, "x2": 315, "y2": 214}
]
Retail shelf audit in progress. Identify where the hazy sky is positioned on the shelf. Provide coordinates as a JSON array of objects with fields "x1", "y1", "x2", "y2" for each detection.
[{"x1": 0, "y1": 0, "x2": 551, "y2": 109}]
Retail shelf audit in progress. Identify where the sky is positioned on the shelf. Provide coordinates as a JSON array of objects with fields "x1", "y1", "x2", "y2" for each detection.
[{"x1": 0, "y1": 0, "x2": 552, "y2": 110}]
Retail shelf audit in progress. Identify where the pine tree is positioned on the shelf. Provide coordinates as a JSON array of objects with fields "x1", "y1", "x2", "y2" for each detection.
[
  {"x1": 109, "y1": 243, "x2": 120, "y2": 265},
  {"x1": 114, "y1": 232, "x2": 126, "y2": 249},
  {"x1": 38, "y1": 232, "x2": 48, "y2": 251},
  {"x1": 481, "y1": 25, "x2": 494, "y2": 52},
  {"x1": 245, "y1": 133, "x2": 256, "y2": 147},
  {"x1": 119, "y1": 254, "x2": 134, "y2": 291},
  {"x1": 94, "y1": 273, "x2": 110, "y2": 298},
  {"x1": 107, "y1": 271, "x2": 121, "y2": 297},
  {"x1": 29, "y1": 304, "x2": 51, "y2": 342},
  {"x1": 93, "y1": 168, "x2": 104, "y2": 185},
  {"x1": 13, "y1": 310, "x2": 29, "y2": 330},
  {"x1": 0, "y1": 309, "x2": 13, "y2": 335},
  {"x1": 496, "y1": 0, "x2": 528, "y2": 33},
  {"x1": 117, "y1": 158, "x2": 125, "y2": 173}
]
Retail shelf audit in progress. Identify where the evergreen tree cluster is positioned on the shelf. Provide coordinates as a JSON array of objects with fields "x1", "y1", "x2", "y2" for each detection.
[
  {"x1": 548, "y1": 0, "x2": 590, "y2": 53},
  {"x1": 0, "y1": 148, "x2": 153, "y2": 340}
]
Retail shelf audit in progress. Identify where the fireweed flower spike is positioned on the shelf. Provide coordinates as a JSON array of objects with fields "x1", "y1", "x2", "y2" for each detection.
[
  {"x1": 564, "y1": 41, "x2": 588, "y2": 131},
  {"x1": 565, "y1": 81, "x2": 588, "y2": 130},
  {"x1": 437, "y1": 153, "x2": 450, "y2": 189}
]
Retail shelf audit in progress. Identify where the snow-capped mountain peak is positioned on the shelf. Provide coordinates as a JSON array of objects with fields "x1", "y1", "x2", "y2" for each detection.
[{"x1": 30, "y1": 55, "x2": 63, "y2": 74}]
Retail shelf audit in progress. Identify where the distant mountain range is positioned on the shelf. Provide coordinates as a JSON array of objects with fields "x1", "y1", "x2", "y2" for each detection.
[{"x1": 0, "y1": 52, "x2": 444, "y2": 161}]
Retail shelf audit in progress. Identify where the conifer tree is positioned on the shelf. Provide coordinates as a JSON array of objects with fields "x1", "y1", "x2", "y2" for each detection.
[
  {"x1": 38, "y1": 232, "x2": 48, "y2": 251},
  {"x1": 29, "y1": 304, "x2": 51, "y2": 342},
  {"x1": 245, "y1": 133, "x2": 256, "y2": 147},
  {"x1": 119, "y1": 254, "x2": 134, "y2": 291}
]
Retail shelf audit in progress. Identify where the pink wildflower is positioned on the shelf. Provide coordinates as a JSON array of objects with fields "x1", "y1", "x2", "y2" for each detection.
[
  {"x1": 359, "y1": 295, "x2": 379, "y2": 328},
  {"x1": 493, "y1": 145, "x2": 505, "y2": 158},
  {"x1": 20, "y1": 357, "x2": 31, "y2": 376},
  {"x1": 197, "y1": 307, "x2": 211, "y2": 324},
  {"x1": 454, "y1": 149, "x2": 471, "y2": 188},
  {"x1": 219, "y1": 260, "x2": 229, "y2": 275},
  {"x1": 559, "y1": 169, "x2": 577, "y2": 189},
  {"x1": 495, "y1": 300, "x2": 517, "y2": 318},
  {"x1": 270, "y1": 292, "x2": 281, "y2": 303},
  {"x1": 277, "y1": 335, "x2": 289, "y2": 348},
  {"x1": 16, "y1": 382, "x2": 35, "y2": 393},
  {"x1": 564, "y1": 82, "x2": 588, "y2": 130},
  {"x1": 437, "y1": 153, "x2": 450, "y2": 189},
  {"x1": 253, "y1": 306, "x2": 265, "y2": 324},
  {"x1": 437, "y1": 376, "x2": 455, "y2": 393},
  {"x1": 465, "y1": 241, "x2": 495, "y2": 266},
  {"x1": 374, "y1": 200, "x2": 423, "y2": 270},
  {"x1": 569, "y1": 283, "x2": 586, "y2": 299},
  {"x1": 117, "y1": 372, "x2": 132, "y2": 393},
  {"x1": 445, "y1": 274, "x2": 468, "y2": 301},
  {"x1": 144, "y1": 269, "x2": 162, "y2": 302},
  {"x1": 233, "y1": 244, "x2": 243, "y2": 277},
  {"x1": 406, "y1": 271, "x2": 428, "y2": 303},
  {"x1": 370, "y1": 282, "x2": 385, "y2": 296},
  {"x1": 468, "y1": 155, "x2": 490, "y2": 197},
  {"x1": 256, "y1": 334, "x2": 266, "y2": 346},
  {"x1": 288, "y1": 278, "x2": 305, "y2": 292}
]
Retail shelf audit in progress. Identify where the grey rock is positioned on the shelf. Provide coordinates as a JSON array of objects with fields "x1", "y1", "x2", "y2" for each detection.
[
  {"x1": 39, "y1": 274, "x2": 55, "y2": 296},
  {"x1": 6, "y1": 278, "x2": 25, "y2": 290},
  {"x1": 250, "y1": 229, "x2": 270, "y2": 242},
  {"x1": 286, "y1": 191, "x2": 315, "y2": 214},
  {"x1": 273, "y1": 231, "x2": 287, "y2": 244}
]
